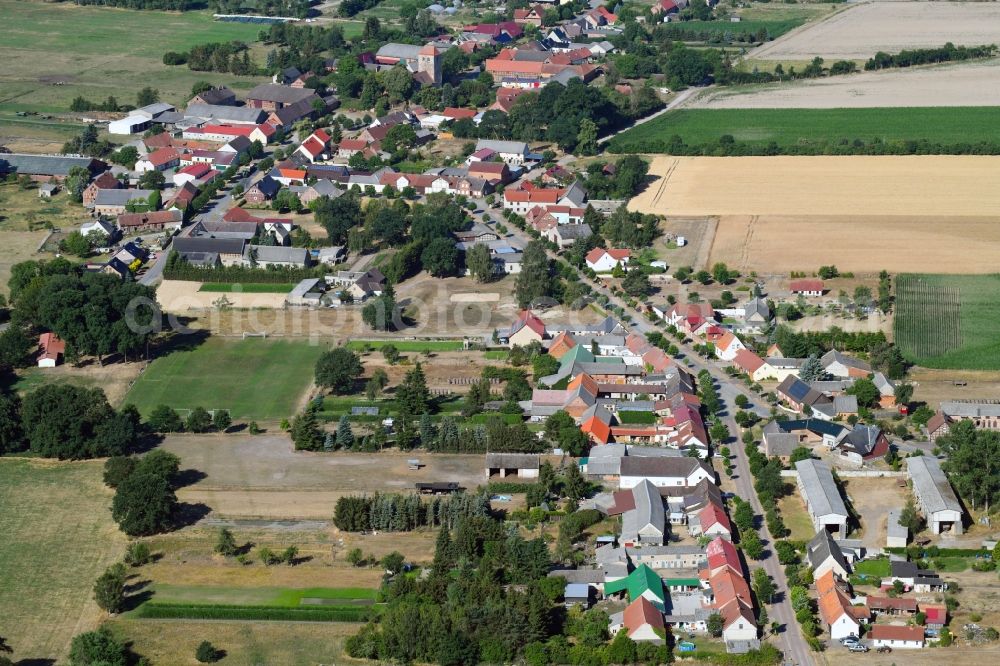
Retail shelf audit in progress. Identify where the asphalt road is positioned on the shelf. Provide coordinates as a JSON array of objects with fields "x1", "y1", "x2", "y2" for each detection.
[{"x1": 493, "y1": 187, "x2": 812, "y2": 664}]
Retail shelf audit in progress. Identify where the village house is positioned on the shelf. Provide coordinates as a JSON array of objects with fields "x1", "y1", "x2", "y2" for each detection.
[
  {"x1": 82, "y1": 171, "x2": 122, "y2": 207},
  {"x1": 869, "y1": 624, "x2": 925, "y2": 649},
  {"x1": 244, "y1": 245, "x2": 310, "y2": 269},
  {"x1": 185, "y1": 103, "x2": 267, "y2": 125},
  {"x1": 93, "y1": 189, "x2": 155, "y2": 216},
  {"x1": 172, "y1": 163, "x2": 218, "y2": 188},
  {"x1": 806, "y1": 529, "x2": 850, "y2": 579},
  {"x1": 189, "y1": 86, "x2": 237, "y2": 106},
  {"x1": 883, "y1": 560, "x2": 947, "y2": 593},
  {"x1": 816, "y1": 570, "x2": 867, "y2": 640},
  {"x1": 135, "y1": 147, "x2": 181, "y2": 173},
  {"x1": 80, "y1": 219, "x2": 116, "y2": 240},
  {"x1": 245, "y1": 84, "x2": 320, "y2": 112},
  {"x1": 244, "y1": 176, "x2": 281, "y2": 204},
  {"x1": 172, "y1": 237, "x2": 247, "y2": 267},
  {"x1": 116, "y1": 210, "x2": 183, "y2": 234},
  {"x1": 475, "y1": 139, "x2": 531, "y2": 166},
  {"x1": 790, "y1": 279, "x2": 825, "y2": 297},
  {"x1": 586, "y1": 248, "x2": 631, "y2": 273},
  {"x1": 296, "y1": 129, "x2": 332, "y2": 162},
  {"x1": 608, "y1": 597, "x2": 665, "y2": 645}
]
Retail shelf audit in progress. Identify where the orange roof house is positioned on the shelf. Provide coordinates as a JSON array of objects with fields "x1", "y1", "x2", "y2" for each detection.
[{"x1": 548, "y1": 331, "x2": 577, "y2": 359}]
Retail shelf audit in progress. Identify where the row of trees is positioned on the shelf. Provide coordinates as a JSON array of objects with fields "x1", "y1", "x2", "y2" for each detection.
[
  {"x1": 866, "y1": 43, "x2": 997, "y2": 71},
  {"x1": 332, "y1": 491, "x2": 492, "y2": 532},
  {"x1": 164, "y1": 41, "x2": 256, "y2": 75}
]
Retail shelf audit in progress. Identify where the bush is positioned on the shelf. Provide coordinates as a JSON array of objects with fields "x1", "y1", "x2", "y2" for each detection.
[
  {"x1": 124, "y1": 541, "x2": 152, "y2": 566},
  {"x1": 103, "y1": 456, "x2": 137, "y2": 488},
  {"x1": 195, "y1": 641, "x2": 221, "y2": 663}
]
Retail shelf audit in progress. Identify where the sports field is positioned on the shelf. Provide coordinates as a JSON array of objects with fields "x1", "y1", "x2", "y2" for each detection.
[
  {"x1": 125, "y1": 337, "x2": 328, "y2": 420},
  {"x1": 0, "y1": 459, "x2": 126, "y2": 663},
  {"x1": 1, "y1": 1, "x2": 267, "y2": 131},
  {"x1": 607, "y1": 107, "x2": 1000, "y2": 153},
  {"x1": 894, "y1": 274, "x2": 1000, "y2": 370}
]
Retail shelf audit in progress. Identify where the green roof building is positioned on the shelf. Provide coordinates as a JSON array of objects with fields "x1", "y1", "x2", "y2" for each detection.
[{"x1": 603, "y1": 564, "x2": 665, "y2": 610}]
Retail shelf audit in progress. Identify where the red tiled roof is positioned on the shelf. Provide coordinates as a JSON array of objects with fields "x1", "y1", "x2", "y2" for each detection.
[
  {"x1": 869, "y1": 625, "x2": 924, "y2": 642},
  {"x1": 143, "y1": 147, "x2": 180, "y2": 167},
  {"x1": 698, "y1": 504, "x2": 731, "y2": 533},
  {"x1": 117, "y1": 210, "x2": 181, "y2": 228},
  {"x1": 790, "y1": 279, "x2": 825, "y2": 292},
  {"x1": 733, "y1": 349, "x2": 766, "y2": 374},
  {"x1": 38, "y1": 332, "x2": 65, "y2": 361},
  {"x1": 444, "y1": 107, "x2": 478, "y2": 120},
  {"x1": 706, "y1": 536, "x2": 740, "y2": 573},
  {"x1": 622, "y1": 597, "x2": 664, "y2": 635},
  {"x1": 585, "y1": 247, "x2": 631, "y2": 264},
  {"x1": 338, "y1": 139, "x2": 369, "y2": 151},
  {"x1": 177, "y1": 163, "x2": 211, "y2": 178}
]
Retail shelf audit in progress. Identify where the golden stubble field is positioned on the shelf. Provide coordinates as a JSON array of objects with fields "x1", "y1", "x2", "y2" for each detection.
[{"x1": 629, "y1": 156, "x2": 1000, "y2": 274}]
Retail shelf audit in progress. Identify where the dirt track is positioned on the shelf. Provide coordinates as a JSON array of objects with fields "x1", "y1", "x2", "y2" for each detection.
[
  {"x1": 753, "y1": 1, "x2": 1000, "y2": 61},
  {"x1": 694, "y1": 59, "x2": 1000, "y2": 109}
]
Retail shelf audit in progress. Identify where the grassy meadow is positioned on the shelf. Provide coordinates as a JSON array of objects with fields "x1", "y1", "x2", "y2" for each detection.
[
  {"x1": 124, "y1": 337, "x2": 328, "y2": 420},
  {"x1": 0, "y1": 459, "x2": 126, "y2": 663},
  {"x1": 894, "y1": 274, "x2": 1000, "y2": 370},
  {"x1": 608, "y1": 107, "x2": 1000, "y2": 153},
  {"x1": 1, "y1": 1, "x2": 269, "y2": 139}
]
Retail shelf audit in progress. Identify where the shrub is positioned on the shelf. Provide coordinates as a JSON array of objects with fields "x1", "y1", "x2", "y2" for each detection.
[
  {"x1": 124, "y1": 541, "x2": 151, "y2": 566},
  {"x1": 195, "y1": 641, "x2": 221, "y2": 663}
]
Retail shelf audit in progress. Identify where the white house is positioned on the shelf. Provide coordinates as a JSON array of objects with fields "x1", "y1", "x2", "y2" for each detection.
[
  {"x1": 586, "y1": 247, "x2": 631, "y2": 273},
  {"x1": 869, "y1": 625, "x2": 925, "y2": 649},
  {"x1": 618, "y1": 457, "x2": 714, "y2": 489},
  {"x1": 474, "y1": 139, "x2": 529, "y2": 166},
  {"x1": 80, "y1": 219, "x2": 115, "y2": 238},
  {"x1": 609, "y1": 597, "x2": 665, "y2": 644}
]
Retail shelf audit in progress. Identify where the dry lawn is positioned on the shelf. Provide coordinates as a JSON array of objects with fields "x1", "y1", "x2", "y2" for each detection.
[
  {"x1": 839, "y1": 476, "x2": 910, "y2": 549},
  {"x1": 0, "y1": 459, "x2": 127, "y2": 664},
  {"x1": 752, "y1": 2, "x2": 1000, "y2": 61},
  {"x1": 910, "y1": 367, "x2": 1000, "y2": 412},
  {"x1": 13, "y1": 361, "x2": 143, "y2": 406},
  {"x1": 160, "y1": 435, "x2": 488, "y2": 519},
  {"x1": 105, "y1": 618, "x2": 362, "y2": 666},
  {"x1": 695, "y1": 59, "x2": 1000, "y2": 108},
  {"x1": 0, "y1": 230, "x2": 50, "y2": 297},
  {"x1": 629, "y1": 156, "x2": 1000, "y2": 274}
]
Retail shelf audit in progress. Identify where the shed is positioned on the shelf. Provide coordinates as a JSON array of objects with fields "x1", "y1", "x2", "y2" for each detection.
[
  {"x1": 485, "y1": 452, "x2": 540, "y2": 479},
  {"x1": 886, "y1": 508, "x2": 908, "y2": 548},
  {"x1": 37, "y1": 332, "x2": 65, "y2": 368},
  {"x1": 795, "y1": 459, "x2": 848, "y2": 539},
  {"x1": 564, "y1": 583, "x2": 592, "y2": 608},
  {"x1": 907, "y1": 456, "x2": 964, "y2": 535},
  {"x1": 38, "y1": 183, "x2": 58, "y2": 198}
]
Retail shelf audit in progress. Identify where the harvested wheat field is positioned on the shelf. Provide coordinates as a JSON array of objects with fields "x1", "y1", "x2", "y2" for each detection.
[
  {"x1": 753, "y1": 2, "x2": 1000, "y2": 61},
  {"x1": 630, "y1": 156, "x2": 1000, "y2": 273},
  {"x1": 694, "y1": 59, "x2": 1000, "y2": 109}
]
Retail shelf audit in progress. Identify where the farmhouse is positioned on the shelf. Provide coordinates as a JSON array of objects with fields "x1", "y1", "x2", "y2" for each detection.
[
  {"x1": 906, "y1": 455, "x2": 964, "y2": 535},
  {"x1": 816, "y1": 570, "x2": 866, "y2": 640},
  {"x1": 867, "y1": 596, "x2": 917, "y2": 617},
  {"x1": 245, "y1": 245, "x2": 310, "y2": 269},
  {"x1": 116, "y1": 210, "x2": 183, "y2": 233},
  {"x1": 608, "y1": 597, "x2": 665, "y2": 644},
  {"x1": 93, "y1": 189, "x2": 154, "y2": 216},
  {"x1": 172, "y1": 237, "x2": 247, "y2": 267},
  {"x1": 189, "y1": 86, "x2": 237, "y2": 106},
  {"x1": 475, "y1": 139, "x2": 530, "y2": 166},
  {"x1": 619, "y1": 479, "x2": 667, "y2": 547},
  {"x1": 586, "y1": 248, "x2": 631, "y2": 273},
  {"x1": 790, "y1": 279, "x2": 825, "y2": 296},
  {"x1": 604, "y1": 564, "x2": 666, "y2": 609},
  {"x1": 821, "y1": 350, "x2": 872, "y2": 379},
  {"x1": 245, "y1": 84, "x2": 319, "y2": 111},
  {"x1": 618, "y1": 457, "x2": 714, "y2": 490},
  {"x1": 80, "y1": 219, "x2": 115, "y2": 239},
  {"x1": 869, "y1": 624, "x2": 925, "y2": 649},
  {"x1": 135, "y1": 147, "x2": 181, "y2": 173},
  {"x1": 936, "y1": 400, "x2": 1000, "y2": 437},
  {"x1": 795, "y1": 459, "x2": 848, "y2": 539},
  {"x1": 883, "y1": 560, "x2": 947, "y2": 593},
  {"x1": 806, "y1": 529, "x2": 850, "y2": 579},
  {"x1": 37, "y1": 332, "x2": 65, "y2": 368},
  {"x1": 485, "y1": 452, "x2": 540, "y2": 479},
  {"x1": 82, "y1": 171, "x2": 122, "y2": 206},
  {"x1": 185, "y1": 103, "x2": 266, "y2": 125}
]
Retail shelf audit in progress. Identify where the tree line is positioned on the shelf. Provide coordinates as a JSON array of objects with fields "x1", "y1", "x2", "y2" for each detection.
[
  {"x1": 865, "y1": 43, "x2": 996, "y2": 71},
  {"x1": 332, "y1": 491, "x2": 493, "y2": 532},
  {"x1": 163, "y1": 41, "x2": 257, "y2": 75}
]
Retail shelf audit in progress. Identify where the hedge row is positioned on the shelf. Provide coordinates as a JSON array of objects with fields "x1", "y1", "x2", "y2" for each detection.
[
  {"x1": 136, "y1": 603, "x2": 372, "y2": 622},
  {"x1": 163, "y1": 264, "x2": 326, "y2": 284},
  {"x1": 885, "y1": 546, "x2": 988, "y2": 557}
]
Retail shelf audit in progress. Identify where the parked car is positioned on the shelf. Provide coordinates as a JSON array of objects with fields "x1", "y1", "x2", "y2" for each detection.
[
  {"x1": 848, "y1": 644, "x2": 868, "y2": 653},
  {"x1": 839, "y1": 635, "x2": 859, "y2": 645}
]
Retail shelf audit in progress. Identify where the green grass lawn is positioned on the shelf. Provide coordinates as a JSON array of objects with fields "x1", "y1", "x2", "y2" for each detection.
[
  {"x1": 617, "y1": 411, "x2": 657, "y2": 425},
  {"x1": 776, "y1": 494, "x2": 815, "y2": 541},
  {"x1": 484, "y1": 351, "x2": 510, "y2": 361},
  {"x1": 148, "y1": 585, "x2": 376, "y2": 607},
  {"x1": 0, "y1": 459, "x2": 126, "y2": 663},
  {"x1": 894, "y1": 274, "x2": 1000, "y2": 369},
  {"x1": 125, "y1": 337, "x2": 328, "y2": 420},
  {"x1": 199, "y1": 283, "x2": 297, "y2": 293},
  {"x1": 317, "y1": 394, "x2": 464, "y2": 422},
  {"x1": 608, "y1": 107, "x2": 1000, "y2": 154},
  {"x1": 1, "y1": 1, "x2": 268, "y2": 122},
  {"x1": 346, "y1": 340, "x2": 466, "y2": 352}
]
